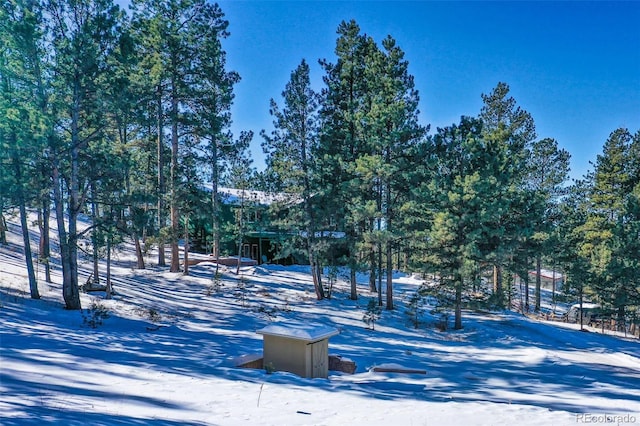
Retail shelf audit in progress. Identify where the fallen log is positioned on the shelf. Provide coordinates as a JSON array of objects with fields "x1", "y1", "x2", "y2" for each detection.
[{"x1": 371, "y1": 366, "x2": 426, "y2": 374}]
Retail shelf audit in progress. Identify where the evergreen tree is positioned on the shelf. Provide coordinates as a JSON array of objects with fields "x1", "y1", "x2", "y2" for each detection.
[
  {"x1": 0, "y1": 0, "x2": 48, "y2": 299},
  {"x1": 131, "y1": 0, "x2": 239, "y2": 272},
  {"x1": 104, "y1": 18, "x2": 151, "y2": 271},
  {"x1": 591, "y1": 128, "x2": 634, "y2": 220},
  {"x1": 357, "y1": 35, "x2": 425, "y2": 309},
  {"x1": 261, "y1": 59, "x2": 325, "y2": 299},
  {"x1": 318, "y1": 20, "x2": 373, "y2": 300},
  {"x1": 526, "y1": 137, "x2": 571, "y2": 311},
  {"x1": 224, "y1": 131, "x2": 255, "y2": 275},
  {"x1": 319, "y1": 21, "x2": 425, "y2": 306},
  {"x1": 130, "y1": 1, "x2": 169, "y2": 266},
  {"x1": 560, "y1": 129, "x2": 640, "y2": 331},
  {"x1": 605, "y1": 184, "x2": 640, "y2": 330},
  {"x1": 557, "y1": 179, "x2": 594, "y2": 330},
  {"x1": 426, "y1": 117, "x2": 489, "y2": 329},
  {"x1": 190, "y1": 7, "x2": 239, "y2": 265},
  {"x1": 46, "y1": 0, "x2": 123, "y2": 309},
  {"x1": 587, "y1": 128, "x2": 639, "y2": 326},
  {"x1": 478, "y1": 82, "x2": 536, "y2": 307}
]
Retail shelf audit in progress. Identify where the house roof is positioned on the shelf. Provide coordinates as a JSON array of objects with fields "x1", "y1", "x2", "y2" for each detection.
[
  {"x1": 200, "y1": 184, "x2": 298, "y2": 206},
  {"x1": 528, "y1": 269, "x2": 564, "y2": 280}
]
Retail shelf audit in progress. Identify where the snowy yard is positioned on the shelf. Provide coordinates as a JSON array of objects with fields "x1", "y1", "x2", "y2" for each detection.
[{"x1": 1, "y1": 216, "x2": 640, "y2": 425}]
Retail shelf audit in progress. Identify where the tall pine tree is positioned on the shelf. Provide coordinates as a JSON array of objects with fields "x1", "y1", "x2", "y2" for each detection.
[
  {"x1": 46, "y1": 0, "x2": 123, "y2": 309},
  {"x1": 478, "y1": 82, "x2": 536, "y2": 307},
  {"x1": 261, "y1": 59, "x2": 325, "y2": 299}
]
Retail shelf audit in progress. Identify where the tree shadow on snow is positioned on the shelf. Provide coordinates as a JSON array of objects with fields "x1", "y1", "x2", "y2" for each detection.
[{"x1": 2, "y1": 262, "x2": 639, "y2": 420}]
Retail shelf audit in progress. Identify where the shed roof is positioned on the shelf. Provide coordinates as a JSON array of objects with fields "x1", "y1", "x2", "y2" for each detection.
[{"x1": 257, "y1": 322, "x2": 339, "y2": 342}]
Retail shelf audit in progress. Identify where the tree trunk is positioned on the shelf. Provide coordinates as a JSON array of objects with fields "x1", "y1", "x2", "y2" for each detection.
[
  {"x1": 524, "y1": 269, "x2": 530, "y2": 313},
  {"x1": 316, "y1": 263, "x2": 325, "y2": 298},
  {"x1": 551, "y1": 266, "x2": 556, "y2": 305},
  {"x1": 52, "y1": 164, "x2": 81, "y2": 310},
  {"x1": 183, "y1": 215, "x2": 189, "y2": 276},
  {"x1": 377, "y1": 182, "x2": 383, "y2": 304},
  {"x1": 16, "y1": 171, "x2": 39, "y2": 299},
  {"x1": 211, "y1": 144, "x2": 220, "y2": 260},
  {"x1": 508, "y1": 272, "x2": 514, "y2": 309},
  {"x1": 10, "y1": 139, "x2": 39, "y2": 298},
  {"x1": 19, "y1": 195, "x2": 39, "y2": 300},
  {"x1": 617, "y1": 305, "x2": 626, "y2": 333},
  {"x1": 385, "y1": 184, "x2": 393, "y2": 310},
  {"x1": 169, "y1": 201, "x2": 179, "y2": 272},
  {"x1": 306, "y1": 223, "x2": 324, "y2": 299},
  {"x1": 535, "y1": 255, "x2": 542, "y2": 312},
  {"x1": 386, "y1": 241, "x2": 393, "y2": 310},
  {"x1": 377, "y1": 241, "x2": 383, "y2": 307},
  {"x1": 90, "y1": 181, "x2": 100, "y2": 285},
  {"x1": 369, "y1": 242, "x2": 377, "y2": 292},
  {"x1": 236, "y1": 191, "x2": 245, "y2": 276},
  {"x1": 105, "y1": 235, "x2": 112, "y2": 300},
  {"x1": 66, "y1": 98, "x2": 82, "y2": 310},
  {"x1": 350, "y1": 265, "x2": 357, "y2": 300},
  {"x1": 38, "y1": 198, "x2": 52, "y2": 283},
  {"x1": 454, "y1": 275, "x2": 463, "y2": 330},
  {"x1": 0, "y1": 212, "x2": 7, "y2": 244},
  {"x1": 493, "y1": 264, "x2": 503, "y2": 307},
  {"x1": 309, "y1": 248, "x2": 324, "y2": 300},
  {"x1": 133, "y1": 232, "x2": 145, "y2": 269},
  {"x1": 169, "y1": 79, "x2": 180, "y2": 273},
  {"x1": 579, "y1": 289, "x2": 584, "y2": 330},
  {"x1": 301, "y1": 127, "x2": 323, "y2": 299},
  {"x1": 236, "y1": 238, "x2": 243, "y2": 275},
  {"x1": 157, "y1": 88, "x2": 166, "y2": 267}
]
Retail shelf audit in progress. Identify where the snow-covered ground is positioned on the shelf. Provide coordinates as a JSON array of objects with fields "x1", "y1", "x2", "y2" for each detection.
[{"x1": 1, "y1": 212, "x2": 640, "y2": 425}]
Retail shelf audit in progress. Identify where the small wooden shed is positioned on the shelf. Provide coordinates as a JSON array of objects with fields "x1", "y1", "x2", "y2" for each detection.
[{"x1": 257, "y1": 322, "x2": 339, "y2": 378}]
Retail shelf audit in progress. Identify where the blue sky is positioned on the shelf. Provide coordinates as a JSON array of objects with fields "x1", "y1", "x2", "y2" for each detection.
[{"x1": 217, "y1": 1, "x2": 640, "y2": 181}]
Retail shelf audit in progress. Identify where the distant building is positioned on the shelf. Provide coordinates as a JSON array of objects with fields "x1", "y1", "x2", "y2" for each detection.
[
  {"x1": 218, "y1": 187, "x2": 297, "y2": 265},
  {"x1": 194, "y1": 185, "x2": 347, "y2": 266},
  {"x1": 528, "y1": 268, "x2": 564, "y2": 291}
]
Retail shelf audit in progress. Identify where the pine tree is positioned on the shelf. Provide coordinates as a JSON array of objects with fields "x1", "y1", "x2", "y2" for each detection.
[
  {"x1": 132, "y1": 0, "x2": 239, "y2": 273},
  {"x1": 591, "y1": 129, "x2": 633, "y2": 220},
  {"x1": 478, "y1": 82, "x2": 536, "y2": 307},
  {"x1": 426, "y1": 117, "x2": 488, "y2": 329},
  {"x1": 190, "y1": 7, "x2": 239, "y2": 266},
  {"x1": 318, "y1": 20, "x2": 373, "y2": 301},
  {"x1": 587, "y1": 128, "x2": 638, "y2": 327},
  {"x1": 319, "y1": 21, "x2": 425, "y2": 306},
  {"x1": 526, "y1": 138, "x2": 571, "y2": 311},
  {"x1": 557, "y1": 179, "x2": 594, "y2": 330},
  {"x1": 359, "y1": 36, "x2": 426, "y2": 309},
  {"x1": 0, "y1": 0, "x2": 47, "y2": 299},
  {"x1": 224, "y1": 132, "x2": 255, "y2": 275},
  {"x1": 104, "y1": 19, "x2": 152, "y2": 271},
  {"x1": 46, "y1": 0, "x2": 123, "y2": 309},
  {"x1": 261, "y1": 59, "x2": 325, "y2": 299},
  {"x1": 363, "y1": 298, "x2": 382, "y2": 330},
  {"x1": 606, "y1": 185, "x2": 640, "y2": 330}
]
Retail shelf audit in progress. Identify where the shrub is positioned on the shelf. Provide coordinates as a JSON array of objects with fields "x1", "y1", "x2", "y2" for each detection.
[
  {"x1": 206, "y1": 271, "x2": 223, "y2": 296},
  {"x1": 147, "y1": 307, "x2": 161, "y2": 323},
  {"x1": 82, "y1": 300, "x2": 110, "y2": 328},
  {"x1": 363, "y1": 298, "x2": 382, "y2": 330},
  {"x1": 405, "y1": 291, "x2": 425, "y2": 329}
]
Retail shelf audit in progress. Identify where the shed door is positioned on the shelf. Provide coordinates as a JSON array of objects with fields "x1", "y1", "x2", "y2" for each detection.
[{"x1": 311, "y1": 341, "x2": 328, "y2": 378}]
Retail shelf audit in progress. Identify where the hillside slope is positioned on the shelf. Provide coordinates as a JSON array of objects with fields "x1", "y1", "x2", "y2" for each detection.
[{"x1": 1, "y1": 212, "x2": 639, "y2": 425}]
